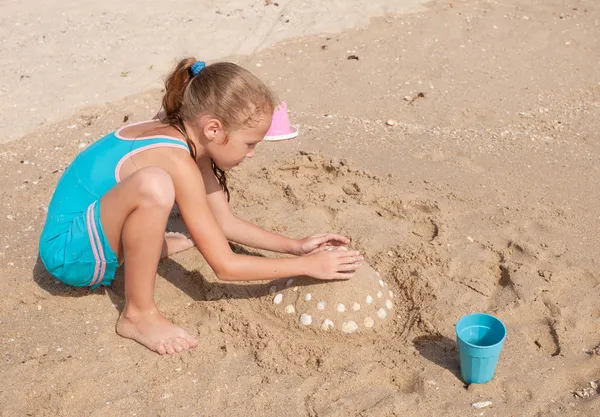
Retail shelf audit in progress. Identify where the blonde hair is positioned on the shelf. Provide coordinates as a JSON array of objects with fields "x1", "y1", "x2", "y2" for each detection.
[{"x1": 160, "y1": 57, "x2": 277, "y2": 200}]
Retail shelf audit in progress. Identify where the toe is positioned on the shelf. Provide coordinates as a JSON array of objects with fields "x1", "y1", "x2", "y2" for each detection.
[
  {"x1": 175, "y1": 337, "x2": 190, "y2": 350},
  {"x1": 165, "y1": 341, "x2": 175, "y2": 355},
  {"x1": 173, "y1": 342, "x2": 184, "y2": 353},
  {"x1": 186, "y1": 334, "x2": 199, "y2": 348},
  {"x1": 155, "y1": 342, "x2": 167, "y2": 355}
]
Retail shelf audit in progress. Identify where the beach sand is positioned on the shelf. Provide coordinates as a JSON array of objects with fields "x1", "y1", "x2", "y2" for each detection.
[
  {"x1": 1, "y1": 0, "x2": 600, "y2": 415},
  {"x1": 0, "y1": 0, "x2": 426, "y2": 144}
]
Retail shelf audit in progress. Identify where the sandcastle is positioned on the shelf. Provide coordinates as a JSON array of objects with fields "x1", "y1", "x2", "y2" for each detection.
[{"x1": 268, "y1": 247, "x2": 394, "y2": 333}]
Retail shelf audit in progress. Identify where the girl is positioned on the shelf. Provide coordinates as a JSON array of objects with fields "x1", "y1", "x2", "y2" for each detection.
[{"x1": 39, "y1": 58, "x2": 364, "y2": 355}]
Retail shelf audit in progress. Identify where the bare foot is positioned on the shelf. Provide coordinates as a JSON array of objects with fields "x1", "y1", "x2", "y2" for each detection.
[
  {"x1": 116, "y1": 309, "x2": 198, "y2": 355},
  {"x1": 161, "y1": 232, "x2": 194, "y2": 259}
]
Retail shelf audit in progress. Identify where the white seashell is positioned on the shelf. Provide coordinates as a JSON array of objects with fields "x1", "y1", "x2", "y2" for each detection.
[
  {"x1": 317, "y1": 301, "x2": 326, "y2": 310},
  {"x1": 377, "y1": 308, "x2": 387, "y2": 319},
  {"x1": 385, "y1": 299, "x2": 393, "y2": 309},
  {"x1": 364, "y1": 317, "x2": 374, "y2": 328},
  {"x1": 300, "y1": 313, "x2": 312, "y2": 325},
  {"x1": 269, "y1": 286, "x2": 277, "y2": 294},
  {"x1": 286, "y1": 279, "x2": 294, "y2": 287},
  {"x1": 285, "y1": 305, "x2": 295, "y2": 314},
  {"x1": 389, "y1": 290, "x2": 393, "y2": 298},
  {"x1": 337, "y1": 303, "x2": 346, "y2": 313},
  {"x1": 292, "y1": 286, "x2": 298, "y2": 292},
  {"x1": 376, "y1": 271, "x2": 381, "y2": 277},
  {"x1": 304, "y1": 293, "x2": 312, "y2": 301},
  {"x1": 352, "y1": 302, "x2": 361, "y2": 311},
  {"x1": 273, "y1": 294, "x2": 283, "y2": 305},
  {"x1": 321, "y1": 319, "x2": 334, "y2": 330},
  {"x1": 366, "y1": 295, "x2": 373, "y2": 304},
  {"x1": 377, "y1": 291, "x2": 383, "y2": 298},
  {"x1": 378, "y1": 279, "x2": 384, "y2": 287},
  {"x1": 342, "y1": 321, "x2": 359, "y2": 333},
  {"x1": 472, "y1": 401, "x2": 493, "y2": 409}
]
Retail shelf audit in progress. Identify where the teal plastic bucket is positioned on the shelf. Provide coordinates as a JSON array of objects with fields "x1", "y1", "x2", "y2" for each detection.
[{"x1": 456, "y1": 313, "x2": 506, "y2": 384}]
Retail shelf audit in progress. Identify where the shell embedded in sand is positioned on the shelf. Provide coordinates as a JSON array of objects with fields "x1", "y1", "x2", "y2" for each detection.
[
  {"x1": 300, "y1": 313, "x2": 312, "y2": 325},
  {"x1": 378, "y1": 279, "x2": 384, "y2": 287},
  {"x1": 342, "y1": 321, "x2": 359, "y2": 333},
  {"x1": 273, "y1": 294, "x2": 283, "y2": 305},
  {"x1": 268, "y1": 257, "x2": 392, "y2": 333},
  {"x1": 389, "y1": 290, "x2": 394, "y2": 299},
  {"x1": 321, "y1": 319, "x2": 334, "y2": 330}
]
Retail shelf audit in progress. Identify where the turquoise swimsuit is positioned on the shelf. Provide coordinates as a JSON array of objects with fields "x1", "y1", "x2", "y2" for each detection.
[{"x1": 39, "y1": 121, "x2": 190, "y2": 288}]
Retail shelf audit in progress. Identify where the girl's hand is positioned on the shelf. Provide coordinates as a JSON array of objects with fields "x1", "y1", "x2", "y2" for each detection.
[
  {"x1": 304, "y1": 247, "x2": 363, "y2": 280},
  {"x1": 294, "y1": 233, "x2": 351, "y2": 256}
]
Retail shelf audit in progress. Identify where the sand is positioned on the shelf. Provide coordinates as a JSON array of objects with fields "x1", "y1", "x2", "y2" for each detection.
[
  {"x1": 1, "y1": 0, "x2": 600, "y2": 415},
  {"x1": 0, "y1": 0, "x2": 426, "y2": 144}
]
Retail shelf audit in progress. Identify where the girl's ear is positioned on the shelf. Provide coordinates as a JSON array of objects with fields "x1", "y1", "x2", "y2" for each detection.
[{"x1": 203, "y1": 118, "x2": 225, "y2": 142}]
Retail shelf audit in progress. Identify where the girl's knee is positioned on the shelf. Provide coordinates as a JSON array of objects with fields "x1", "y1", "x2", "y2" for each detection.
[{"x1": 134, "y1": 167, "x2": 175, "y2": 209}]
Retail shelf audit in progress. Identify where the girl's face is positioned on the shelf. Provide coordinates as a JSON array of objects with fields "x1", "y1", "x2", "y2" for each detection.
[{"x1": 207, "y1": 113, "x2": 272, "y2": 171}]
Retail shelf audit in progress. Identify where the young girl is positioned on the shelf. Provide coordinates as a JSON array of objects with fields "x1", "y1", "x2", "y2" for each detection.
[{"x1": 39, "y1": 58, "x2": 364, "y2": 355}]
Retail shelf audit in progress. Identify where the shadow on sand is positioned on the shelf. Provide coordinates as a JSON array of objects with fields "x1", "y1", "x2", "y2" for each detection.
[
  {"x1": 33, "y1": 239, "x2": 325, "y2": 314},
  {"x1": 413, "y1": 334, "x2": 464, "y2": 384}
]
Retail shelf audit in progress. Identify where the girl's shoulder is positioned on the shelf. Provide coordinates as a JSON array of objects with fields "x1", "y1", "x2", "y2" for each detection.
[
  {"x1": 113, "y1": 119, "x2": 195, "y2": 184},
  {"x1": 116, "y1": 120, "x2": 184, "y2": 141}
]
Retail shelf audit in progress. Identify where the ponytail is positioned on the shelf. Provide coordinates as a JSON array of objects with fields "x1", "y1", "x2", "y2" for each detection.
[
  {"x1": 161, "y1": 57, "x2": 196, "y2": 126},
  {"x1": 160, "y1": 57, "x2": 230, "y2": 201}
]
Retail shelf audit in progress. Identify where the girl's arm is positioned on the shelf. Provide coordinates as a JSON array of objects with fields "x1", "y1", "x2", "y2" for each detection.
[
  {"x1": 199, "y1": 163, "x2": 348, "y2": 255},
  {"x1": 164, "y1": 155, "x2": 362, "y2": 282},
  {"x1": 221, "y1": 215, "x2": 300, "y2": 254}
]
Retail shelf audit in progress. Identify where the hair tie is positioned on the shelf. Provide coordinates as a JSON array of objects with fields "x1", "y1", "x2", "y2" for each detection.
[{"x1": 190, "y1": 61, "x2": 206, "y2": 77}]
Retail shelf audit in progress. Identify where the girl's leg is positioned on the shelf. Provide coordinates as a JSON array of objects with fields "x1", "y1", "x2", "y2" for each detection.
[{"x1": 99, "y1": 167, "x2": 198, "y2": 355}]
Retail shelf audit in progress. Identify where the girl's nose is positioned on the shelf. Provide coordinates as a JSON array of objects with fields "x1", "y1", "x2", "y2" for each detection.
[{"x1": 246, "y1": 150, "x2": 255, "y2": 158}]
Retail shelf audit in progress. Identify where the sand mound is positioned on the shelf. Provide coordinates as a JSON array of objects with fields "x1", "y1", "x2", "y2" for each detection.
[{"x1": 266, "y1": 258, "x2": 394, "y2": 333}]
